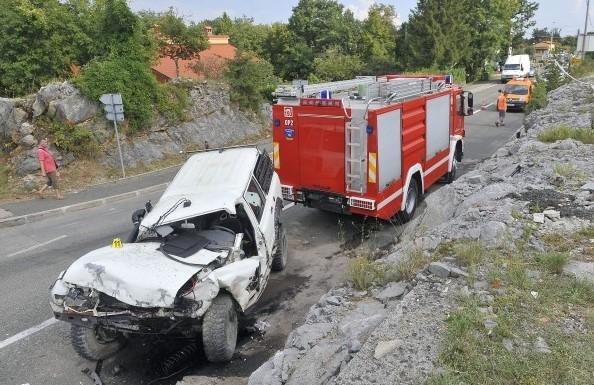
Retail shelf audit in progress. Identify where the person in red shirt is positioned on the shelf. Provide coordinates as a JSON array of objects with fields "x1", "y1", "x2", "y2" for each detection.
[{"x1": 37, "y1": 137, "x2": 63, "y2": 199}]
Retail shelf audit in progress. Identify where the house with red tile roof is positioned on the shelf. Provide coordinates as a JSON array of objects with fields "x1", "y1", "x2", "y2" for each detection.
[{"x1": 152, "y1": 26, "x2": 237, "y2": 82}]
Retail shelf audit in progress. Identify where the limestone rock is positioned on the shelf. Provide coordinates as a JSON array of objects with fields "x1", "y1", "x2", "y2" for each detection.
[
  {"x1": 374, "y1": 282, "x2": 406, "y2": 301},
  {"x1": 53, "y1": 94, "x2": 97, "y2": 124},
  {"x1": 533, "y1": 213, "x2": 545, "y2": 224},
  {"x1": 373, "y1": 339, "x2": 398, "y2": 359},
  {"x1": 20, "y1": 134, "x2": 37, "y2": 148},
  {"x1": 0, "y1": 97, "x2": 17, "y2": 140},
  {"x1": 428, "y1": 262, "x2": 451, "y2": 278},
  {"x1": 563, "y1": 261, "x2": 594, "y2": 282}
]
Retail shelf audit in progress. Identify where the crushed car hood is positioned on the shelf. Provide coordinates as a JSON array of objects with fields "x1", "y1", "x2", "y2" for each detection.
[{"x1": 61, "y1": 243, "x2": 222, "y2": 308}]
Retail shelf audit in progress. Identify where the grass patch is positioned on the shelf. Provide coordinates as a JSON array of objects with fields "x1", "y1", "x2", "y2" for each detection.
[
  {"x1": 537, "y1": 252, "x2": 570, "y2": 274},
  {"x1": 452, "y1": 240, "x2": 489, "y2": 267},
  {"x1": 537, "y1": 125, "x2": 594, "y2": 145},
  {"x1": 0, "y1": 164, "x2": 8, "y2": 198},
  {"x1": 427, "y1": 272, "x2": 594, "y2": 385},
  {"x1": 510, "y1": 208, "x2": 524, "y2": 220},
  {"x1": 347, "y1": 256, "x2": 394, "y2": 290},
  {"x1": 347, "y1": 248, "x2": 429, "y2": 290},
  {"x1": 394, "y1": 248, "x2": 431, "y2": 281},
  {"x1": 576, "y1": 226, "x2": 594, "y2": 240}
]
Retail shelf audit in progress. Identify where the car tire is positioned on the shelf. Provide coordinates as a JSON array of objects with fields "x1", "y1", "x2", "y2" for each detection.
[
  {"x1": 271, "y1": 224, "x2": 288, "y2": 272},
  {"x1": 445, "y1": 156, "x2": 458, "y2": 184},
  {"x1": 399, "y1": 178, "x2": 419, "y2": 223},
  {"x1": 70, "y1": 324, "x2": 125, "y2": 361},
  {"x1": 202, "y1": 293, "x2": 238, "y2": 363}
]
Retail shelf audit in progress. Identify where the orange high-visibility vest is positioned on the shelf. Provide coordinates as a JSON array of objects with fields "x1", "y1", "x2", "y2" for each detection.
[{"x1": 497, "y1": 94, "x2": 507, "y2": 111}]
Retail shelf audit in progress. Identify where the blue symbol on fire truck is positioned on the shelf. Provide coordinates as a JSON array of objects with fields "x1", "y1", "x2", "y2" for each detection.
[{"x1": 284, "y1": 127, "x2": 295, "y2": 139}]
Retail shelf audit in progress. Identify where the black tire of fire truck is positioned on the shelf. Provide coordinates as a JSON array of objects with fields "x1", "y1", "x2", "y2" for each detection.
[
  {"x1": 202, "y1": 293, "x2": 238, "y2": 362},
  {"x1": 445, "y1": 157, "x2": 458, "y2": 184},
  {"x1": 272, "y1": 224, "x2": 288, "y2": 271},
  {"x1": 398, "y1": 178, "x2": 419, "y2": 223},
  {"x1": 70, "y1": 324, "x2": 126, "y2": 361}
]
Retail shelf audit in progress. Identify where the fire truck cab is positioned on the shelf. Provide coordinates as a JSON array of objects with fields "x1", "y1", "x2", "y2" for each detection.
[{"x1": 272, "y1": 75, "x2": 473, "y2": 221}]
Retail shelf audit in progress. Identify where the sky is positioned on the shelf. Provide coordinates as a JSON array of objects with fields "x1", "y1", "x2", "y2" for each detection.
[{"x1": 129, "y1": 0, "x2": 589, "y2": 37}]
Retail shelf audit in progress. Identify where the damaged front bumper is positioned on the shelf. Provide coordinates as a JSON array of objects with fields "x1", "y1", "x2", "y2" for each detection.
[{"x1": 49, "y1": 274, "x2": 220, "y2": 336}]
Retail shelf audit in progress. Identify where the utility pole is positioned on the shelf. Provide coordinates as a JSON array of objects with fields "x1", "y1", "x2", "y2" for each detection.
[{"x1": 582, "y1": 0, "x2": 590, "y2": 59}]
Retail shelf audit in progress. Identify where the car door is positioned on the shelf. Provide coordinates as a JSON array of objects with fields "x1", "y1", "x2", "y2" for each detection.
[{"x1": 243, "y1": 177, "x2": 275, "y2": 261}]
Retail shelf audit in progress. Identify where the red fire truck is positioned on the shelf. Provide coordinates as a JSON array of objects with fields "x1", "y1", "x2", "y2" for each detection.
[{"x1": 272, "y1": 75, "x2": 474, "y2": 221}]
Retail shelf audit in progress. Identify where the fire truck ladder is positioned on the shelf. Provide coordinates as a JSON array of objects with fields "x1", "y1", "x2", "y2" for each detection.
[
  {"x1": 274, "y1": 77, "x2": 376, "y2": 98},
  {"x1": 345, "y1": 115, "x2": 367, "y2": 194},
  {"x1": 382, "y1": 77, "x2": 444, "y2": 102}
]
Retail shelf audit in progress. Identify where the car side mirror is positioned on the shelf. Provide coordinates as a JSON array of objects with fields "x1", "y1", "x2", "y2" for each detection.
[{"x1": 145, "y1": 200, "x2": 153, "y2": 213}]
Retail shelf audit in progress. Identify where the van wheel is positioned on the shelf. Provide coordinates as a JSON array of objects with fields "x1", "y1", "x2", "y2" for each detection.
[
  {"x1": 445, "y1": 157, "x2": 458, "y2": 184},
  {"x1": 271, "y1": 224, "x2": 288, "y2": 272},
  {"x1": 71, "y1": 324, "x2": 125, "y2": 361},
  {"x1": 202, "y1": 294, "x2": 238, "y2": 362},
  {"x1": 399, "y1": 179, "x2": 419, "y2": 223}
]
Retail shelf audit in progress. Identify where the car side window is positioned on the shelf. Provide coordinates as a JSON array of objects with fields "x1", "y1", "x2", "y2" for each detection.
[
  {"x1": 254, "y1": 152, "x2": 273, "y2": 194},
  {"x1": 244, "y1": 178, "x2": 265, "y2": 222}
]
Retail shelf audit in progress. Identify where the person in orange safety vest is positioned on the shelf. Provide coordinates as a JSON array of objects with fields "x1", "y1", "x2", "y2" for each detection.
[{"x1": 495, "y1": 89, "x2": 507, "y2": 127}]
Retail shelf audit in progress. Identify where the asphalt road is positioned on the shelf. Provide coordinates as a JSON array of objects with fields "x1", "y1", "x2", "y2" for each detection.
[{"x1": 0, "y1": 82, "x2": 524, "y2": 385}]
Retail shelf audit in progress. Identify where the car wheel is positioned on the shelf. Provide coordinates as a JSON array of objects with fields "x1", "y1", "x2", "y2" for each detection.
[
  {"x1": 202, "y1": 293, "x2": 238, "y2": 362},
  {"x1": 70, "y1": 324, "x2": 125, "y2": 361},
  {"x1": 445, "y1": 156, "x2": 458, "y2": 184},
  {"x1": 399, "y1": 179, "x2": 419, "y2": 223},
  {"x1": 271, "y1": 224, "x2": 288, "y2": 272}
]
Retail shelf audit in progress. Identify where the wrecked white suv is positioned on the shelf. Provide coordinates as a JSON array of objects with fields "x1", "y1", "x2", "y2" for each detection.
[{"x1": 49, "y1": 147, "x2": 287, "y2": 363}]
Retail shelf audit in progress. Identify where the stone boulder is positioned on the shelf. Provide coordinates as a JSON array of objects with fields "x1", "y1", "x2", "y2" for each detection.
[
  {"x1": 32, "y1": 82, "x2": 77, "y2": 117},
  {"x1": 0, "y1": 98, "x2": 17, "y2": 140},
  {"x1": 51, "y1": 94, "x2": 97, "y2": 124}
]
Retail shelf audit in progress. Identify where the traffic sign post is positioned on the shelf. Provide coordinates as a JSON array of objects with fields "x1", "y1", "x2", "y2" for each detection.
[{"x1": 99, "y1": 94, "x2": 126, "y2": 178}]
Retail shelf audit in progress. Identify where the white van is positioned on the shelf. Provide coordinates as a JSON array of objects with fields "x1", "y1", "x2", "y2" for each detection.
[{"x1": 501, "y1": 54, "x2": 531, "y2": 83}]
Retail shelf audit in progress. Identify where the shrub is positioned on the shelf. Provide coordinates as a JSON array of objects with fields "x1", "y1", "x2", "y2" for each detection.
[
  {"x1": 156, "y1": 82, "x2": 190, "y2": 124},
  {"x1": 75, "y1": 55, "x2": 161, "y2": 132},
  {"x1": 225, "y1": 53, "x2": 279, "y2": 112},
  {"x1": 37, "y1": 117, "x2": 98, "y2": 157},
  {"x1": 527, "y1": 80, "x2": 547, "y2": 112},
  {"x1": 570, "y1": 57, "x2": 594, "y2": 78},
  {"x1": 537, "y1": 126, "x2": 594, "y2": 144},
  {"x1": 538, "y1": 252, "x2": 570, "y2": 275}
]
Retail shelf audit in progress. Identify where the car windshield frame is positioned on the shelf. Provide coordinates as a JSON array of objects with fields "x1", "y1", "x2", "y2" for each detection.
[
  {"x1": 504, "y1": 64, "x2": 522, "y2": 71},
  {"x1": 504, "y1": 85, "x2": 529, "y2": 95}
]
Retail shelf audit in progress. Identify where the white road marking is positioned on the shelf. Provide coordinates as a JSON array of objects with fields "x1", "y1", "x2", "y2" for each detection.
[
  {"x1": 474, "y1": 102, "x2": 494, "y2": 115},
  {"x1": 0, "y1": 318, "x2": 57, "y2": 350},
  {"x1": 283, "y1": 202, "x2": 295, "y2": 211},
  {"x1": 7, "y1": 235, "x2": 68, "y2": 258}
]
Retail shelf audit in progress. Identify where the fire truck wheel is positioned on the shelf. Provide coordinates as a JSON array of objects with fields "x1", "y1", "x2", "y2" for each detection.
[
  {"x1": 399, "y1": 179, "x2": 419, "y2": 223},
  {"x1": 445, "y1": 157, "x2": 457, "y2": 184}
]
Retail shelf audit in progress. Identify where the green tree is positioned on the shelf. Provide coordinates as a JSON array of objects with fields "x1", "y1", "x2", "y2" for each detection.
[
  {"x1": 361, "y1": 4, "x2": 398, "y2": 74},
  {"x1": 263, "y1": 23, "x2": 314, "y2": 80},
  {"x1": 509, "y1": 0, "x2": 539, "y2": 48},
  {"x1": 312, "y1": 47, "x2": 364, "y2": 81},
  {"x1": 0, "y1": 0, "x2": 85, "y2": 96},
  {"x1": 225, "y1": 53, "x2": 279, "y2": 111},
  {"x1": 155, "y1": 9, "x2": 209, "y2": 78}
]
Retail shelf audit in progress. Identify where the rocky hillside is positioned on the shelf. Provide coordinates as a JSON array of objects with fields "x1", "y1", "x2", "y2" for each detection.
[
  {"x1": 0, "y1": 81, "x2": 268, "y2": 191},
  {"x1": 228, "y1": 80, "x2": 594, "y2": 385}
]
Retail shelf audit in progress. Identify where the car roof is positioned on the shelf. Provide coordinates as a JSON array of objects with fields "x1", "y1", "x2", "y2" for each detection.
[
  {"x1": 506, "y1": 79, "x2": 532, "y2": 86},
  {"x1": 140, "y1": 147, "x2": 259, "y2": 227}
]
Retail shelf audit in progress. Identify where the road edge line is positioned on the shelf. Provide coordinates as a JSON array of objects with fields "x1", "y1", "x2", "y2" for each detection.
[{"x1": 0, "y1": 183, "x2": 168, "y2": 229}]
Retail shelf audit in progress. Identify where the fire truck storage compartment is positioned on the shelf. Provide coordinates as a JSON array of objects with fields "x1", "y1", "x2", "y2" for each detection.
[
  {"x1": 376, "y1": 109, "x2": 402, "y2": 190},
  {"x1": 297, "y1": 114, "x2": 346, "y2": 193},
  {"x1": 426, "y1": 94, "x2": 451, "y2": 159}
]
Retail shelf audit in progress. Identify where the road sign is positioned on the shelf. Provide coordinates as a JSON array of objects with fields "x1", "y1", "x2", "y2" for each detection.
[
  {"x1": 99, "y1": 93, "x2": 126, "y2": 178},
  {"x1": 104, "y1": 104, "x2": 124, "y2": 114},
  {"x1": 99, "y1": 93, "x2": 123, "y2": 105},
  {"x1": 106, "y1": 112, "x2": 125, "y2": 122}
]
